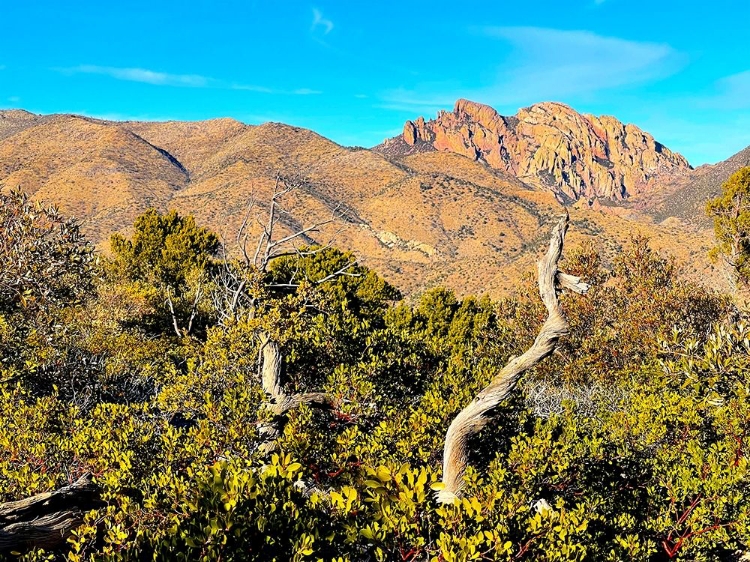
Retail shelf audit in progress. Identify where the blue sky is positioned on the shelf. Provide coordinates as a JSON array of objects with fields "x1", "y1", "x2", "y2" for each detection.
[{"x1": 0, "y1": 0, "x2": 748, "y2": 165}]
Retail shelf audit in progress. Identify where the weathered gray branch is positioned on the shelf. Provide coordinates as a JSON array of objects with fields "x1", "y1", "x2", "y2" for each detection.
[
  {"x1": 0, "y1": 473, "x2": 104, "y2": 553},
  {"x1": 165, "y1": 282, "x2": 203, "y2": 338},
  {"x1": 220, "y1": 174, "x2": 353, "y2": 454},
  {"x1": 257, "y1": 332, "x2": 334, "y2": 455},
  {"x1": 437, "y1": 214, "x2": 589, "y2": 503}
]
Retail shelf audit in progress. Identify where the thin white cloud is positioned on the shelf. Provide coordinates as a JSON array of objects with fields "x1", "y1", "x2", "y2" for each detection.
[
  {"x1": 292, "y1": 88, "x2": 322, "y2": 95},
  {"x1": 312, "y1": 8, "x2": 333, "y2": 35},
  {"x1": 64, "y1": 65, "x2": 210, "y2": 87},
  {"x1": 57, "y1": 65, "x2": 320, "y2": 95},
  {"x1": 658, "y1": 69, "x2": 750, "y2": 115},
  {"x1": 0, "y1": 65, "x2": 6, "y2": 71},
  {"x1": 231, "y1": 84, "x2": 321, "y2": 95},
  {"x1": 230, "y1": 84, "x2": 275, "y2": 93},
  {"x1": 7, "y1": 96, "x2": 20, "y2": 103},
  {"x1": 380, "y1": 27, "x2": 681, "y2": 113},
  {"x1": 484, "y1": 27, "x2": 677, "y2": 93}
]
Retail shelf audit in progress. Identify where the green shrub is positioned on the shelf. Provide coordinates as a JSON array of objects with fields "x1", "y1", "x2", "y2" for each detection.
[{"x1": 2, "y1": 207, "x2": 747, "y2": 561}]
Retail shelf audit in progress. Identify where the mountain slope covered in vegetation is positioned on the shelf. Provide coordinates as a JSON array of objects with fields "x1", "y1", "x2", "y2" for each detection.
[{"x1": 0, "y1": 105, "x2": 738, "y2": 298}]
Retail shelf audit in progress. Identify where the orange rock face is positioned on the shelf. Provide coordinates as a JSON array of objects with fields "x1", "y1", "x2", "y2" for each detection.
[{"x1": 397, "y1": 99, "x2": 691, "y2": 202}]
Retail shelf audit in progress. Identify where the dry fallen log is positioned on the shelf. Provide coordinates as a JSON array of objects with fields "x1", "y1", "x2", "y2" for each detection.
[
  {"x1": 437, "y1": 214, "x2": 589, "y2": 503},
  {"x1": 0, "y1": 473, "x2": 104, "y2": 553}
]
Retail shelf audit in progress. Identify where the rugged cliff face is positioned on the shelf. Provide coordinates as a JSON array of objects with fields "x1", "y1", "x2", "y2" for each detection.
[{"x1": 377, "y1": 99, "x2": 692, "y2": 202}]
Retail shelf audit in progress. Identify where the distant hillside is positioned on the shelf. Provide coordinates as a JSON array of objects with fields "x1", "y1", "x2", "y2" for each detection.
[
  {"x1": 374, "y1": 99, "x2": 692, "y2": 203},
  {"x1": 0, "y1": 113, "x2": 188, "y2": 241},
  {"x1": 0, "y1": 109, "x2": 43, "y2": 140},
  {"x1": 641, "y1": 145, "x2": 750, "y2": 225},
  {"x1": 0, "y1": 106, "x2": 736, "y2": 297}
]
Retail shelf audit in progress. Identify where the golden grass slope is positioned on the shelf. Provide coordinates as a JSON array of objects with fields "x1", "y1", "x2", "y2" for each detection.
[
  {"x1": 0, "y1": 115, "x2": 187, "y2": 241},
  {"x1": 0, "y1": 110, "x2": 733, "y2": 298}
]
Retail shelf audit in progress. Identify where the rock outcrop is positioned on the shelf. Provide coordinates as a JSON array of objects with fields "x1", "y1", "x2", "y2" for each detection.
[{"x1": 377, "y1": 99, "x2": 692, "y2": 202}]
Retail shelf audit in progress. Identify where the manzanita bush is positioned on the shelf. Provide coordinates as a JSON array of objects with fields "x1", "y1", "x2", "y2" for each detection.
[{"x1": 1, "y1": 196, "x2": 747, "y2": 561}]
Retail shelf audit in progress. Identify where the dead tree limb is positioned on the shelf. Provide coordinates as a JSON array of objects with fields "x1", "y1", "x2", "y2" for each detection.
[
  {"x1": 0, "y1": 473, "x2": 104, "y2": 553},
  {"x1": 437, "y1": 214, "x2": 589, "y2": 503},
  {"x1": 211, "y1": 174, "x2": 354, "y2": 454},
  {"x1": 165, "y1": 281, "x2": 203, "y2": 338},
  {"x1": 250, "y1": 174, "x2": 338, "y2": 273},
  {"x1": 256, "y1": 332, "x2": 334, "y2": 455},
  {"x1": 212, "y1": 174, "x2": 352, "y2": 324}
]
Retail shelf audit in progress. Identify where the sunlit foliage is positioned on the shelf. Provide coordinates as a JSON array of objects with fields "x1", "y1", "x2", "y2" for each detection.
[
  {"x1": 707, "y1": 166, "x2": 750, "y2": 286},
  {"x1": 0, "y1": 189, "x2": 98, "y2": 398},
  {"x1": 1, "y1": 204, "x2": 748, "y2": 561}
]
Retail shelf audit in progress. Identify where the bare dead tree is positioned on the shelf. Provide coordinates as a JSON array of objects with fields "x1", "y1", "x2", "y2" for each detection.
[
  {"x1": 0, "y1": 474, "x2": 104, "y2": 554},
  {"x1": 241, "y1": 174, "x2": 346, "y2": 273},
  {"x1": 212, "y1": 174, "x2": 354, "y2": 326},
  {"x1": 211, "y1": 173, "x2": 357, "y2": 455},
  {"x1": 255, "y1": 332, "x2": 334, "y2": 455},
  {"x1": 436, "y1": 214, "x2": 589, "y2": 503}
]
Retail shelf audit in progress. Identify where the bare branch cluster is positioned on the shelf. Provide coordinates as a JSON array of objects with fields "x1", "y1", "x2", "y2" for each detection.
[
  {"x1": 238, "y1": 174, "x2": 343, "y2": 273},
  {"x1": 523, "y1": 380, "x2": 626, "y2": 419},
  {"x1": 211, "y1": 173, "x2": 357, "y2": 325},
  {"x1": 166, "y1": 282, "x2": 204, "y2": 338}
]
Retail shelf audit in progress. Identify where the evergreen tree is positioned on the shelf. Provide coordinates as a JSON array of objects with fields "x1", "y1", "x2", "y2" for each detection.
[{"x1": 707, "y1": 166, "x2": 750, "y2": 287}]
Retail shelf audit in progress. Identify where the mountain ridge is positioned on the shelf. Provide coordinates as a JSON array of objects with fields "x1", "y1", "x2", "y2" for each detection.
[
  {"x1": 0, "y1": 103, "x2": 743, "y2": 298},
  {"x1": 638, "y1": 145, "x2": 750, "y2": 225}
]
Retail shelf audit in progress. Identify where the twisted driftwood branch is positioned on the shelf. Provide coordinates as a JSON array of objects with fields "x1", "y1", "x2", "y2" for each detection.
[
  {"x1": 437, "y1": 214, "x2": 589, "y2": 503},
  {"x1": 0, "y1": 473, "x2": 104, "y2": 553},
  {"x1": 257, "y1": 332, "x2": 334, "y2": 454}
]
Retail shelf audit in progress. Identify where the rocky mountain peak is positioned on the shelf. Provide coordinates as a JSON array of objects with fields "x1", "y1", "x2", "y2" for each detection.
[{"x1": 380, "y1": 99, "x2": 691, "y2": 202}]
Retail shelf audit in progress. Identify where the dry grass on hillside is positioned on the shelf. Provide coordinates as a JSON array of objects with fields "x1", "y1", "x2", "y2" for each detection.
[{"x1": 0, "y1": 110, "x2": 737, "y2": 298}]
